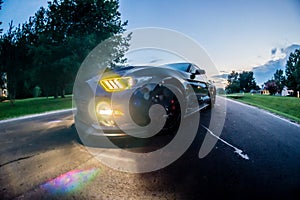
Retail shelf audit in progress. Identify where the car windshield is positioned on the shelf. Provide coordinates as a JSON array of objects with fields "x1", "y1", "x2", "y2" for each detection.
[{"x1": 164, "y1": 63, "x2": 191, "y2": 72}]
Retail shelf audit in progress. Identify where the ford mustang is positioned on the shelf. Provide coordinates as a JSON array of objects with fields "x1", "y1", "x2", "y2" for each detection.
[{"x1": 74, "y1": 62, "x2": 216, "y2": 139}]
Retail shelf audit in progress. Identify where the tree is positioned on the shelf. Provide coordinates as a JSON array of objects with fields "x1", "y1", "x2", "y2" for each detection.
[
  {"x1": 0, "y1": 21, "x2": 34, "y2": 104},
  {"x1": 264, "y1": 80, "x2": 278, "y2": 95},
  {"x1": 238, "y1": 71, "x2": 257, "y2": 92},
  {"x1": 285, "y1": 49, "x2": 300, "y2": 96},
  {"x1": 273, "y1": 69, "x2": 285, "y2": 94},
  {"x1": 0, "y1": 0, "x2": 3, "y2": 34},
  {"x1": 0, "y1": 0, "x2": 4, "y2": 95},
  {"x1": 0, "y1": 72, "x2": 6, "y2": 93},
  {"x1": 30, "y1": 0, "x2": 128, "y2": 98},
  {"x1": 0, "y1": 22, "x2": 18, "y2": 104},
  {"x1": 226, "y1": 70, "x2": 258, "y2": 93},
  {"x1": 226, "y1": 71, "x2": 240, "y2": 93}
]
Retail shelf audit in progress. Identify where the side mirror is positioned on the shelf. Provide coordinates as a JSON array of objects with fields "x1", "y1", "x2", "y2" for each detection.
[
  {"x1": 190, "y1": 68, "x2": 205, "y2": 79},
  {"x1": 195, "y1": 69, "x2": 205, "y2": 75}
]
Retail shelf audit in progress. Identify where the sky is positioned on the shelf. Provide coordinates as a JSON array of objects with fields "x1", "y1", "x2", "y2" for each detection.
[{"x1": 1, "y1": 0, "x2": 300, "y2": 73}]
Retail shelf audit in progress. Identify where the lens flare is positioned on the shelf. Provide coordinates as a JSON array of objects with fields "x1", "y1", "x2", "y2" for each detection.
[{"x1": 40, "y1": 168, "x2": 99, "y2": 195}]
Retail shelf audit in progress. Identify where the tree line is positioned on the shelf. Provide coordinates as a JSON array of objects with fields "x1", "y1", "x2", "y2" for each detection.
[
  {"x1": 0, "y1": 0, "x2": 129, "y2": 104},
  {"x1": 226, "y1": 48, "x2": 300, "y2": 96},
  {"x1": 264, "y1": 49, "x2": 300, "y2": 95}
]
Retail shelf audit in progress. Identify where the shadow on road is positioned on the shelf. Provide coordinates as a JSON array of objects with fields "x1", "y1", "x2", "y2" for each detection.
[{"x1": 133, "y1": 109, "x2": 300, "y2": 200}]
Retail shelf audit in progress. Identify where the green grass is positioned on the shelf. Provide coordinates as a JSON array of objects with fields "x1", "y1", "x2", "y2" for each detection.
[
  {"x1": 0, "y1": 96, "x2": 73, "y2": 120},
  {"x1": 225, "y1": 93, "x2": 300, "y2": 123}
]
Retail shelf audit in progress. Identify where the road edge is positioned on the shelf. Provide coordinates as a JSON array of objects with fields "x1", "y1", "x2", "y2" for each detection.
[
  {"x1": 0, "y1": 108, "x2": 74, "y2": 124},
  {"x1": 219, "y1": 96, "x2": 300, "y2": 128}
]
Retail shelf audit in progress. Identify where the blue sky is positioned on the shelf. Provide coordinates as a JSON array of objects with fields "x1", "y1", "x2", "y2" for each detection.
[{"x1": 1, "y1": 0, "x2": 300, "y2": 72}]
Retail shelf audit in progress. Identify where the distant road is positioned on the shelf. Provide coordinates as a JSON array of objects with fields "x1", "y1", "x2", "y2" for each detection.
[{"x1": 0, "y1": 97, "x2": 299, "y2": 199}]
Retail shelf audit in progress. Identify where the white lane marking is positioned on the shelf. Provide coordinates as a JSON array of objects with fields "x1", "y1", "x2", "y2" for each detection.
[
  {"x1": 0, "y1": 108, "x2": 75, "y2": 124},
  {"x1": 220, "y1": 96, "x2": 300, "y2": 128},
  {"x1": 201, "y1": 124, "x2": 249, "y2": 160}
]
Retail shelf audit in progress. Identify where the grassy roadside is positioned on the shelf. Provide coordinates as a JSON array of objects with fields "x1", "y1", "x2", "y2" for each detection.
[
  {"x1": 0, "y1": 96, "x2": 73, "y2": 120},
  {"x1": 225, "y1": 93, "x2": 300, "y2": 123}
]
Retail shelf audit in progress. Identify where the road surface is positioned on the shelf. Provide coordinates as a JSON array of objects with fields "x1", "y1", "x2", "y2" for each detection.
[{"x1": 0, "y1": 97, "x2": 299, "y2": 199}]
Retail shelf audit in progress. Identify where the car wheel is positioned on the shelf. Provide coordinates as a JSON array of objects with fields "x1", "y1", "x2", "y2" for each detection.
[{"x1": 129, "y1": 84, "x2": 182, "y2": 133}]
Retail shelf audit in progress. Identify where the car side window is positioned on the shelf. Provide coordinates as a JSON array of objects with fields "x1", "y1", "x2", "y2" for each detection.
[{"x1": 189, "y1": 64, "x2": 197, "y2": 74}]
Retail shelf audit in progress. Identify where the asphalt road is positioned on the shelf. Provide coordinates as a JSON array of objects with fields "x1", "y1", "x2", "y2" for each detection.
[{"x1": 0, "y1": 97, "x2": 299, "y2": 200}]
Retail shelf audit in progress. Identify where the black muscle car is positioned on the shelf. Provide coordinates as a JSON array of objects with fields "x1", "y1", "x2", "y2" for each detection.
[{"x1": 74, "y1": 62, "x2": 216, "y2": 138}]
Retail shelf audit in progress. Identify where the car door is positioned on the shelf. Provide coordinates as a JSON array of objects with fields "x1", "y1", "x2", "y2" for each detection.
[{"x1": 187, "y1": 64, "x2": 210, "y2": 105}]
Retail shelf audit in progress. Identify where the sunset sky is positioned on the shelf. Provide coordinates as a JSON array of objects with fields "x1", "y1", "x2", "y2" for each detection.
[{"x1": 1, "y1": 0, "x2": 300, "y2": 73}]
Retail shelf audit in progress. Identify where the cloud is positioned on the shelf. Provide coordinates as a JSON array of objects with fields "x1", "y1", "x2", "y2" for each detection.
[{"x1": 252, "y1": 44, "x2": 300, "y2": 85}]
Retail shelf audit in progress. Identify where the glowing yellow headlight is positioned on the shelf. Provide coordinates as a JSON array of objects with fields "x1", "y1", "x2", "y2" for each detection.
[
  {"x1": 95, "y1": 101, "x2": 124, "y2": 117},
  {"x1": 95, "y1": 101, "x2": 124, "y2": 127},
  {"x1": 100, "y1": 76, "x2": 134, "y2": 92}
]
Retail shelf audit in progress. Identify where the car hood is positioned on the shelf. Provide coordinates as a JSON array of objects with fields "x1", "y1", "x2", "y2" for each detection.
[{"x1": 86, "y1": 65, "x2": 188, "y2": 92}]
